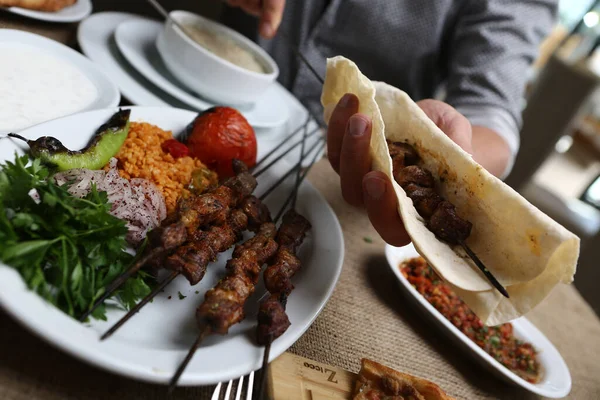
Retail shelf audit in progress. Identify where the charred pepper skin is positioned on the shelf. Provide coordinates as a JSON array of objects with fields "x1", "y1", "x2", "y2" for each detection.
[{"x1": 8, "y1": 109, "x2": 131, "y2": 171}]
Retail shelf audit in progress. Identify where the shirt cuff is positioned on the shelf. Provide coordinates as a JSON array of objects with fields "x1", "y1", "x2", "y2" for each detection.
[{"x1": 453, "y1": 105, "x2": 520, "y2": 180}]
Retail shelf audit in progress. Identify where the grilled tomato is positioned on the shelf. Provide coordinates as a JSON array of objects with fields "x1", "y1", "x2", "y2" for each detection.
[{"x1": 187, "y1": 107, "x2": 257, "y2": 177}]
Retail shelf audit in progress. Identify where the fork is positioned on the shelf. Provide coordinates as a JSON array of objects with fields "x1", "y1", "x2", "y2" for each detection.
[{"x1": 212, "y1": 371, "x2": 255, "y2": 400}]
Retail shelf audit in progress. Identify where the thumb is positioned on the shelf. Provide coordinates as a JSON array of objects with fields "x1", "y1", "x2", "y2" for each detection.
[{"x1": 259, "y1": 0, "x2": 285, "y2": 39}]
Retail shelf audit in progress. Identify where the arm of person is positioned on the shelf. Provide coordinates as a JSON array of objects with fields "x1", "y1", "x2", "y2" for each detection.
[
  {"x1": 444, "y1": 0, "x2": 558, "y2": 179},
  {"x1": 472, "y1": 126, "x2": 511, "y2": 178}
]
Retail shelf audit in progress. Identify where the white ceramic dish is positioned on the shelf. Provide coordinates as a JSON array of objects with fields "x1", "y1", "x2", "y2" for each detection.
[
  {"x1": 385, "y1": 244, "x2": 571, "y2": 399},
  {"x1": 157, "y1": 10, "x2": 279, "y2": 106},
  {"x1": 114, "y1": 18, "x2": 289, "y2": 129},
  {"x1": 2, "y1": 0, "x2": 91, "y2": 23},
  {"x1": 0, "y1": 106, "x2": 344, "y2": 386},
  {"x1": 0, "y1": 29, "x2": 120, "y2": 134}
]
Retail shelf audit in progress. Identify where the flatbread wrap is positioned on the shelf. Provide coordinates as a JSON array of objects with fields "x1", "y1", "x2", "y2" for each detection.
[{"x1": 321, "y1": 56, "x2": 579, "y2": 325}]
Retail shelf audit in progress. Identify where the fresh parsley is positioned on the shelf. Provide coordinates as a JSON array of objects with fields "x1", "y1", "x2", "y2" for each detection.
[{"x1": 0, "y1": 154, "x2": 151, "y2": 320}]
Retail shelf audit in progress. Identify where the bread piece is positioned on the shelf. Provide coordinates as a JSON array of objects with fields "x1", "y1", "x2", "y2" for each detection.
[{"x1": 353, "y1": 359, "x2": 455, "y2": 400}]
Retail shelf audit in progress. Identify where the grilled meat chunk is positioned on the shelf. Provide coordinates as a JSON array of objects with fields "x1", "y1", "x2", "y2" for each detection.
[
  {"x1": 276, "y1": 209, "x2": 312, "y2": 252},
  {"x1": 232, "y1": 222, "x2": 278, "y2": 262},
  {"x1": 222, "y1": 165, "x2": 256, "y2": 201},
  {"x1": 240, "y1": 195, "x2": 272, "y2": 233},
  {"x1": 428, "y1": 201, "x2": 472, "y2": 244},
  {"x1": 257, "y1": 294, "x2": 291, "y2": 345},
  {"x1": 263, "y1": 249, "x2": 299, "y2": 295},
  {"x1": 404, "y1": 184, "x2": 443, "y2": 219},
  {"x1": 198, "y1": 218, "x2": 278, "y2": 334},
  {"x1": 147, "y1": 221, "x2": 187, "y2": 251},
  {"x1": 388, "y1": 141, "x2": 419, "y2": 170},
  {"x1": 165, "y1": 210, "x2": 248, "y2": 284},
  {"x1": 395, "y1": 165, "x2": 435, "y2": 189}
]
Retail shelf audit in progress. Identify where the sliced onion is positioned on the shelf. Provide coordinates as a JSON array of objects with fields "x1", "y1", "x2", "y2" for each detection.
[{"x1": 53, "y1": 158, "x2": 167, "y2": 246}]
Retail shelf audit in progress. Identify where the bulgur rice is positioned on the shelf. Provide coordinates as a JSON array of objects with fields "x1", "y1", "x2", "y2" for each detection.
[{"x1": 112, "y1": 122, "x2": 212, "y2": 213}]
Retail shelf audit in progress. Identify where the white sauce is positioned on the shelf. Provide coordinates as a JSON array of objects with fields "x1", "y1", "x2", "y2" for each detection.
[
  {"x1": 0, "y1": 47, "x2": 98, "y2": 132},
  {"x1": 183, "y1": 24, "x2": 266, "y2": 74}
]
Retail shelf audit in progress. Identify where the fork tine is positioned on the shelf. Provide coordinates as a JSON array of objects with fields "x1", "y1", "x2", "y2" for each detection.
[
  {"x1": 234, "y1": 375, "x2": 244, "y2": 400},
  {"x1": 211, "y1": 381, "x2": 223, "y2": 400},
  {"x1": 246, "y1": 371, "x2": 255, "y2": 400},
  {"x1": 224, "y1": 379, "x2": 234, "y2": 400}
]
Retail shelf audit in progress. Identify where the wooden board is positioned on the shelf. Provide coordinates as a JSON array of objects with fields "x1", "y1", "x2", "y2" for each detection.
[{"x1": 267, "y1": 352, "x2": 357, "y2": 400}]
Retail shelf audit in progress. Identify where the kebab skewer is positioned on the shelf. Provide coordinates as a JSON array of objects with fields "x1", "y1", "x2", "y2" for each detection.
[
  {"x1": 254, "y1": 141, "x2": 324, "y2": 400},
  {"x1": 78, "y1": 124, "x2": 323, "y2": 322},
  {"x1": 167, "y1": 143, "x2": 324, "y2": 393},
  {"x1": 387, "y1": 140, "x2": 509, "y2": 298},
  {"x1": 98, "y1": 140, "x2": 325, "y2": 339}
]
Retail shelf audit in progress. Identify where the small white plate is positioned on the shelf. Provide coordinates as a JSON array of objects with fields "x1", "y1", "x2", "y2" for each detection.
[
  {"x1": 0, "y1": 29, "x2": 120, "y2": 133},
  {"x1": 0, "y1": 106, "x2": 343, "y2": 386},
  {"x1": 114, "y1": 18, "x2": 289, "y2": 129},
  {"x1": 385, "y1": 244, "x2": 571, "y2": 399},
  {"x1": 2, "y1": 0, "x2": 91, "y2": 23}
]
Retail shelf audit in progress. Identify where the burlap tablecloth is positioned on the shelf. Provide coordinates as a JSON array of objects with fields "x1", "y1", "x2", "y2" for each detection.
[{"x1": 1, "y1": 11, "x2": 600, "y2": 400}]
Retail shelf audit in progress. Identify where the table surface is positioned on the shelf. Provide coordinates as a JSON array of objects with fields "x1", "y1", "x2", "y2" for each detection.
[{"x1": 1, "y1": 8, "x2": 600, "y2": 400}]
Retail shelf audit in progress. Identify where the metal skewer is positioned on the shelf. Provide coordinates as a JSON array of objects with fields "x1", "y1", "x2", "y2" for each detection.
[
  {"x1": 168, "y1": 126, "x2": 318, "y2": 394},
  {"x1": 253, "y1": 128, "x2": 320, "y2": 178},
  {"x1": 256, "y1": 120, "x2": 315, "y2": 400},
  {"x1": 256, "y1": 335, "x2": 272, "y2": 400},
  {"x1": 458, "y1": 240, "x2": 509, "y2": 298},
  {"x1": 99, "y1": 271, "x2": 179, "y2": 340},
  {"x1": 99, "y1": 139, "x2": 324, "y2": 340}
]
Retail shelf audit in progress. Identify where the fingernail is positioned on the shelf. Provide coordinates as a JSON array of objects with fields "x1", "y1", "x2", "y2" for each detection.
[
  {"x1": 339, "y1": 93, "x2": 353, "y2": 108},
  {"x1": 364, "y1": 176, "x2": 386, "y2": 200},
  {"x1": 260, "y1": 22, "x2": 274, "y2": 38},
  {"x1": 348, "y1": 116, "x2": 367, "y2": 138}
]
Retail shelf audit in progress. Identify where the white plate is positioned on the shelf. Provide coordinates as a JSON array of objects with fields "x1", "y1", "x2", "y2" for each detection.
[
  {"x1": 385, "y1": 244, "x2": 571, "y2": 399},
  {"x1": 114, "y1": 18, "x2": 289, "y2": 129},
  {"x1": 0, "y1": 29, "x2": 120, "y2": 134},
  {"x1": 0, "y1": 106, "x2": 343, "y2": 386},
  {"x1": 2, "y1": 0, "x2": 91, "y2": 23}
]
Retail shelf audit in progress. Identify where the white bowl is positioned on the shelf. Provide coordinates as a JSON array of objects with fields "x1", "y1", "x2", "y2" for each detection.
[{"x1": 156, "y1": 10, "x2": 279, "y2": 106}]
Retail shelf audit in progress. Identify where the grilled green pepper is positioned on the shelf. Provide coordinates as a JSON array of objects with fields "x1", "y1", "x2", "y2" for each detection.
[{"x1": 8, "y1": 109, "x2": 131, "y2": 171}]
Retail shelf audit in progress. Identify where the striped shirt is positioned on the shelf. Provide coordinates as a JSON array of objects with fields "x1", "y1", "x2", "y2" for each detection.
[{"x1": 223, "y1": 0, "x2": 558, "y2": 176}]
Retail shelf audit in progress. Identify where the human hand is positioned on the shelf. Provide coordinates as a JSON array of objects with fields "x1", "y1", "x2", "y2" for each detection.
[
  {"x1": 226, "y1": 0, "x2": 285, "y2": 39},
  {"x1": 326, "y1": 94, "x2": 473, "y2": 246}
]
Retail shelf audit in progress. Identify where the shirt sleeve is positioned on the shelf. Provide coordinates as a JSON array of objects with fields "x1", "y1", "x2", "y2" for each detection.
[{"x1": 445, "y1": 0, "x2": 558, "y2": 179}]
